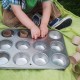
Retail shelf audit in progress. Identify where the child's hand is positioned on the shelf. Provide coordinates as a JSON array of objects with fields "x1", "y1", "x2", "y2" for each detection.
[
  {"x1": 30, "y1": 26, "x2": 40, "y2": 39},
  {"x1": 40, "y1": 25, "x2": 48, "y2": 38}
]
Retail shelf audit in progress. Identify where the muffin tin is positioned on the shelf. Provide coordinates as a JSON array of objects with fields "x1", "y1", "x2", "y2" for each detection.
[{"x1": 0, "y1": 29, "x2": 70, "y2": 69}]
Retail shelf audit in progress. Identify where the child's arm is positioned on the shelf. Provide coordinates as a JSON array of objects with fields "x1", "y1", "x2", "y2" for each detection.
[
  {"x1": 11, "y1": 5, "x2": 40, "y2": 39},
  {"x1": 40, "y1": 1, "x2": 51, "y2": 37}
]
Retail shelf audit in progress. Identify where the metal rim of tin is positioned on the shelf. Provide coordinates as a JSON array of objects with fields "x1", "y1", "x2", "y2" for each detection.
[
  {"x1": 50, "y1": 41, "x2": 64, "y2": 52},
  {"x1": 51, "y1": 53, "x2": 69, "y2": 67},
  {"x1": 2, "y1": 29, "x2": 14, "y2": 37},
  {"x1": 0, "y1": 51, "x2": 10, "y2": 65},
  {"x1": 0, "y1": 40, "x2": 13, "y2": 49},
  {"x1": 49, "y1": 31, "x2": 61, "y2": 39},
  {"x1": 16, "y1": 41, "x2": 30, "y2": 50},
  {"x1": 33, "y1": 41, "x2": 47, "y2": 51},
  {"x1": 13, "y1": 52, "x2": 30, "y2": 66},
  {"x1": 32, "y1": 53, "x2": 48, "y2": 66}
]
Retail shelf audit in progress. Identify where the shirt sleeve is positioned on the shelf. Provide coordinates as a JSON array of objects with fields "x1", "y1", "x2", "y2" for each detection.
[
  {"x1": 2, "y1": 0, "x2": 21, "y2": 9},
  {"x1": 2, "y1": 0, "x2": 10, "y2": 9},
  {"x1": 9, "y1": 0, "x2": 21, "y2": 5}
]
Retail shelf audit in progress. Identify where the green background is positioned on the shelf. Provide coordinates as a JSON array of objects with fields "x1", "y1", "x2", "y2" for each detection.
[{"x1": 58, "y1": 0, "x2": 80, "y2": 16}]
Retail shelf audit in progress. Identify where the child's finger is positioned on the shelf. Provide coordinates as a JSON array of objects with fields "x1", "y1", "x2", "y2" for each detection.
[
  {"x1": 41, "y1": 32, "x2": 45, "y2": 38},
  {"x1": 31, "y1": 33, "x2": 33, "y2": 38},
  {"x1": 32, "y1": 34, "x2": 34, "y2": 39},
  {"x1": 38, "y1": 33, "x2": 40, "y2": 37},
  {"x1": 34, "y1": 35, "x2": 37, "y2": 39}
]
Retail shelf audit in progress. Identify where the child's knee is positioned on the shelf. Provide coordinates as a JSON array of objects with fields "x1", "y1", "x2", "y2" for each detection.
[
  {"x1": 50, "y1": 3, "x2": 61, "y2": 19},
  {"x1": 2, "y1": 17, "x2": 21, "y2": 27},
  {"x1": 2, "y1": 9, "x2": 20, "y2": 27}
]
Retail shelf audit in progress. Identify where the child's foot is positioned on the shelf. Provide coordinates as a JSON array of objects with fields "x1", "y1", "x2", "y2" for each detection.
[{"x1": 49, "y1": 17, "x2": 72, "y2": 30}]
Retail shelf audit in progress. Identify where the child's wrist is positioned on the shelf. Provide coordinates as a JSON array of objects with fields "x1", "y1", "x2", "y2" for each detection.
[
  {"x1": 27, "y1": 24, "x2": 36, "y2": 30},
  {"x1": 41, "y1": 21, "x2": 48, "y2": 25},
  {"x1": 40, "y1": 23, "x2": 48, "y2": 28},
  {"x1": 29, "y1": 25, "x2": 37, "y2": 30}
]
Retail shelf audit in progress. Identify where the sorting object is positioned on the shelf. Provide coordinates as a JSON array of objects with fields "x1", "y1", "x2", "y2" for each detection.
[
  {"x1": 70, "y1": 36, "x2": 80, "y2": 80},
  {"x1": 73, "y1": 52, "x2": 80, "y2": 62},
  {"x1": 2, "y1": 29, "x2": 14, "y2": 37},
  {"x1": 76, "y1": 45, "x2": 80, "y2": 53},
  {"x1": 72, "y1": 62, "x2": 80, "y2": 74},
  {"x1": 69, "y1": 56, "x2": 77, "y2": 64},
  {"x1": 0, "y1": 29, "x2": 70, "y2": 69},
  {"x1": 19, "y1": 30, "x2": 29, "y2": 38},
  {"x1": 69, "y1": 53, "x2": 80, "y2": 77},
  {"x1": 72, "y1": 36, "x2": 80, "y2": 45},
  {"x1": 69, "y1": 52, "x2": 80, "y2": 74}
]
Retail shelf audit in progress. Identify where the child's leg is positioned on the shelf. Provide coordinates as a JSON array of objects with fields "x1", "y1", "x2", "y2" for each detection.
[
  {"x1": 50, "y1": 2, "x2": 61, "y2": 21},
  {"x1": 30, "y1": 2, "x2": 61, "y2": 21},
  {"x1": 2, "y1": 9, "x2": 22, "y2": 27}
]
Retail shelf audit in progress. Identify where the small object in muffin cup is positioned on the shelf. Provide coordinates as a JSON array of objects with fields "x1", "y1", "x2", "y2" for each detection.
[
  {"x1": 19, "y1": 30, "x2": 28, "y2": 38},
  {"x1": 2, "y1": 29, "x2": 13, "y2": 37},
  {"x1": 76, "y1": 45, "x2": 80, "y2": 53},
  {"x1": 72, "y1": 36, "x2": 80, "y2": 46}
]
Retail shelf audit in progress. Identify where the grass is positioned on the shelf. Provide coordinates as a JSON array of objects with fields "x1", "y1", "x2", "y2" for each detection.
[{"x1": 58, "y1": 0, "x2": 80, "y2": 16}]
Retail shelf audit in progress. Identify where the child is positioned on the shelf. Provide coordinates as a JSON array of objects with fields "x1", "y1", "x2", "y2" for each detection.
[
  {"x1": 2, "y1": 0, "x2": 72, "y2": 39},
  {"x1": 2, "y1": 0, "x2": 52, "y2": 39}
]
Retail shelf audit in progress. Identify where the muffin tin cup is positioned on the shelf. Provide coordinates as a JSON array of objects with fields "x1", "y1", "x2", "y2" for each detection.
[
  {"x1": 13, "y1": 52, "x2": 30, "y2": 66},
  {"x1": 0, "y1": 29, "x2": 69, "y2": 69},
  {"x1": 0, "y1": 52, "x2": 10, "y2": 65},
  {"x1": 50, "y1": 41, "x2": 64, "y2": 52},
  {"x1": 33, "y1": 41, "x2": 47, "y2": 51},
  {"x1": 32, "y1": 53, "x2": 48, "y2": 66},
  {"x1": 16, "y1": 41, "x2": 30, "y2": 50},
  {"x1": 0, "y1": 40, "x2": 13, "y2": 49},
  {"x1": 2, "y1": 29, "x2": 14, "y2": 37},
  {"x1": 49, "y1": 31, "x2": 62, "y2": 39},
  {"x1": 52, "y1": 53, "x2": 69, "y2": 67}
]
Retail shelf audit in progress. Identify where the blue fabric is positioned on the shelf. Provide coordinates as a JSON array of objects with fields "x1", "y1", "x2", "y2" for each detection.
[
  {"x1": 2, "y1": 0, "x2": 21, "y2": 9},
  {"x1": 49, "y1": 18, "x2": 59, "y2": 26}
]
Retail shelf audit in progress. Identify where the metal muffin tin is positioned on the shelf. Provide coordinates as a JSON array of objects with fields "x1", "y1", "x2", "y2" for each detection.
[{"x1": 0, "y1": 29, "x2": 70, "y2": 69}]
